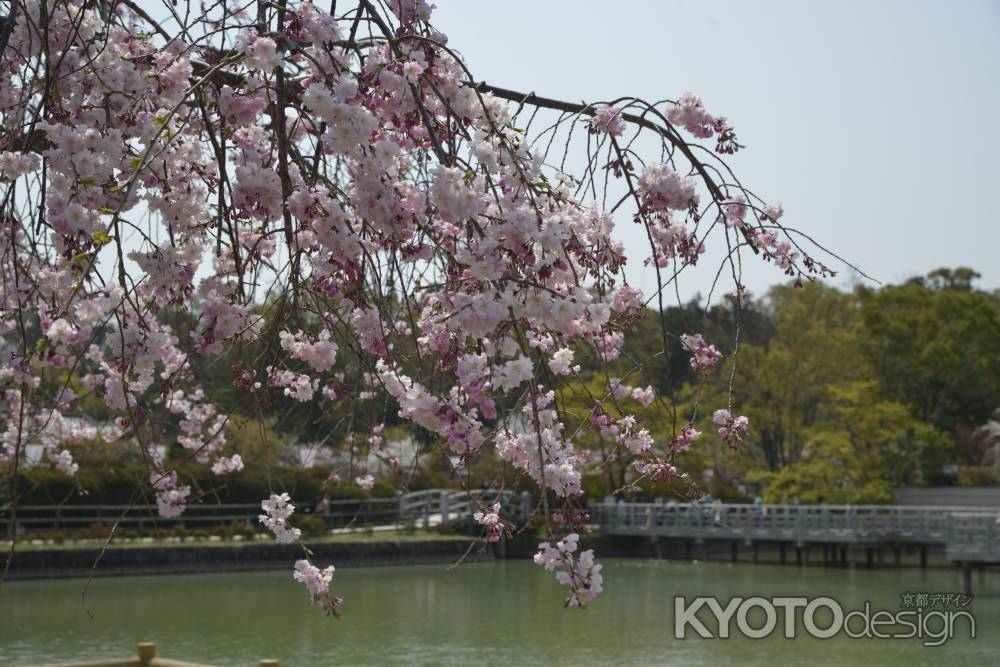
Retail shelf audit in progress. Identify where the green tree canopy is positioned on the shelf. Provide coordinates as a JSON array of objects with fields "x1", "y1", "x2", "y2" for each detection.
[{"x1": 859, "y1": 274, "x2": 1000, "y2": 432}]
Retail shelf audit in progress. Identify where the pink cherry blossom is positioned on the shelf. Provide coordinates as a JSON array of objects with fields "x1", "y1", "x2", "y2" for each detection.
[
  {"x1": 713, "y1": 409, "x2": 751, "y2": 447},
  {"x1": 294, "y1": 559, "x2": 342, "y2": 616},
  {"x1": 0, "y1": 0, "x2": 831, "y2": 617},
  {"x1": 588, "y1": 105, "x2": 626, "y2": 138},
  {"x1": 534, "y1": 533, "x2": 604, "y2": 607},
  {"x1": 680, "y1": 333, "x2": 723, "y2": 375},
  {"x1": 259, "y1": 493, "x2": 302, "y2": 544},
  {"x1": 473, "y1": 502, "x2": 505, "y2": 542}
]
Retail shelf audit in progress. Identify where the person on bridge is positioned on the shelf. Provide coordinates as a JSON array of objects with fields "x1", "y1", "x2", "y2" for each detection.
[
  {"x1": 712, "y1": 498, "x2": 723, "y2": 525},
  {"x1": 753, "y1": 496, "x2": 767, "y2": 524}
]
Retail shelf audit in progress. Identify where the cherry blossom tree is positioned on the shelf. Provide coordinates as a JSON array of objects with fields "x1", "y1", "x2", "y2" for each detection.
[{"x1": 0, "y1": 0, "x2": 842, "y2": 611}]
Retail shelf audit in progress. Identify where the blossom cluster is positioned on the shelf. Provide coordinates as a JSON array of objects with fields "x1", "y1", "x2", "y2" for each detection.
[
  {"x1": 280, "y1": 330, "x2": 339, "y2": 372},
  {"x1": 473, "y1": 502, "x2": 506, "y2": 543},
  {"x1": 680, "y1": 333, "x2": 723, "y2": 375},
  {"x1": 534, "y1": 533, "x2": 604, "y2": 607},
  {"x1": 152, "y1": 471, "x2": 191, "y2": 519},
  {"x1": 293, "y1": 559, "x2": 342, "y2": 616},
  {"x1": 259, "y1": 493, "x2": 302, "y2": 544},
  {"x1": 637, "y1": 164, "x2": 699, "y2": 213},
  {"x1": 609, "y1": 379, "x2": 657, "y2": 406},
  {"x1": 713, "y1": 409, "x2": 751, "y2": 448},
  {"x1": 588, "y1": 105, "x2": 626, "y2": 138},
  {"x1": 667, "y1": 93, "x2": 740, "y2": 154}
]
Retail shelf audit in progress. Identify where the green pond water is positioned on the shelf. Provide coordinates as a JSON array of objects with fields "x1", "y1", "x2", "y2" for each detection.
[{"x1": 1, "y1": 559, "x2": 997, "y2": 666}]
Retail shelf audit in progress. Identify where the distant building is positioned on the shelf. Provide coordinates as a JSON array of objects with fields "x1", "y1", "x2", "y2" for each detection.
[{"x1": 893, "y1": 486, "x2": 1000, "y2": 507}]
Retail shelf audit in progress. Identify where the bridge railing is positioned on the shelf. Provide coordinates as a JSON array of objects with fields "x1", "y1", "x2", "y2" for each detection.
[
  {"x1": 397, "y1": 488, "x2": 532, "y2": 526},
  {"x1": 2, "y1": 489, "x2": 531, "y2": 536},
  {"x1": 0, "y1": 497, "x2": 402, "y2": 532},
  {"x1": 590, "y1": 501, "x2": 1000, "y2": 548},
  {"x1": 946, "y1": 512, "x2": 1000, "y2": 562},
  {"x1": 9, "y1": 496, "x2": 994, "y2": 557}
]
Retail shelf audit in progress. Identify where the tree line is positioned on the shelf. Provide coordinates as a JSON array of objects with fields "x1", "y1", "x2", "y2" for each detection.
[
  {"x1": 577, "y1": 267, "x2": 1000, "y2": 503},
  {"x1": 11, "y1": 268, "x2": 1000, "y2": 508}
]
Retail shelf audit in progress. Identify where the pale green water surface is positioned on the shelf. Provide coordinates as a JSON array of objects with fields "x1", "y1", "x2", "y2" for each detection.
[{"x1": 1, "y1": 559, "x2": 997, "y2": 666}]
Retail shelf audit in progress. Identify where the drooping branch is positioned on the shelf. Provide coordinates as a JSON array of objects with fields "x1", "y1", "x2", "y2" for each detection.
[
  {"x1": 0, "y1": 0, "x2": 837, "y2": 612},
  {"x1": 474, "y1": 82, "x2": 760, "y2": 255}
]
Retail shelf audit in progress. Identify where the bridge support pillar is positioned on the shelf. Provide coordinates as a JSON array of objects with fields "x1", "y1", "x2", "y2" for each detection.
[
  {"x1": 920, "y1": 545, "x2": 928, "y2": 569},
  {"x1": 684, "y1": 540, "x2": 692, "y2": 561},
  {"x1": 752, "y1": 541, "x2": 759, "y2": 564},
  {"x1": 962, "y1": 562, "x2": 973, "y2": 595},
  {"x1": 730, "y1": 540, "x2": 738, "y2": 563},
  {"x1": 779, "y1": 543, "x2": 787, "y2": 565},
  {"x1": 795, "y1": 545, "x2": 804, "y2": 566}
]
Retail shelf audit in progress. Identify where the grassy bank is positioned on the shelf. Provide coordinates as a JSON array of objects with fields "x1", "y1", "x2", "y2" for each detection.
[{"x1": 3, "y1": 527, "x2": 468, "y2": 552}]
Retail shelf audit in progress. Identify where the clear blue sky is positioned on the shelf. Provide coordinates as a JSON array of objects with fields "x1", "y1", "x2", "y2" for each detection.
[{"x1": 432, "y1": 0, "x2": 1000, "y2": 301}]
